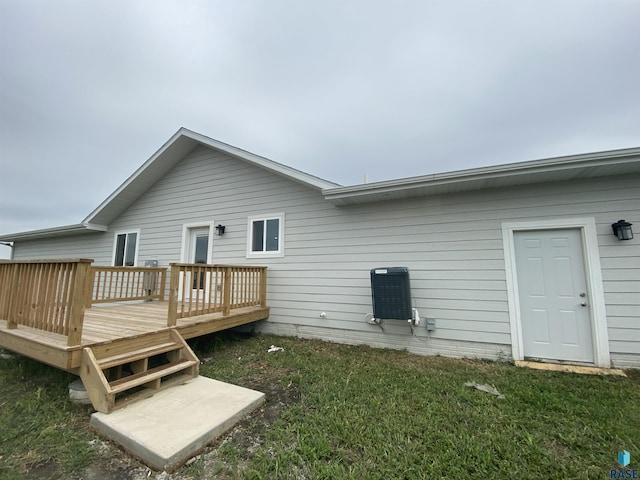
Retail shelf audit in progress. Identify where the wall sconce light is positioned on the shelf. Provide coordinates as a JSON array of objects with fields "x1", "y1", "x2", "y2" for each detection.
[
  {"x1": 611, "y1": 219, "x2": 633, "y2": 241},
  {"x1": 215, "y1": 224, "x2": 226, "y2": 236}
]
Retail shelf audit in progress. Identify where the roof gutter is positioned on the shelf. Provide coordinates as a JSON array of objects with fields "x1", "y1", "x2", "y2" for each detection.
[{"x1": 323, "y1": 147, "x2": 640, "y2": 204}]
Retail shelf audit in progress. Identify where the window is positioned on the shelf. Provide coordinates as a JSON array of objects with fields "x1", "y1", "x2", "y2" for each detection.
[
  {"x1": 113, "y1": 231, "x2": 139, "y2": 266},
  {"x1": 247, "y1": 214, "x2": 284, "y2": 258}
]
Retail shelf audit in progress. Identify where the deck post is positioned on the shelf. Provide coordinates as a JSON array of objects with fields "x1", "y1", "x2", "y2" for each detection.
[
  {"x1": 67, "y1": 259, "x2": 92, "y2": 347},
  {"x1": 6, "y1": 263, "x2": 20, "y2": 329},
  {"x1": 85, "y1": 267, "x2": 95, "y2": 309},
  {"x1": 167, "y1": 264, "x2": 180, "y2": 327},
  {"x1": 158, "y1": 268, "x2": 167, "y2": 302},
  {"x1": 260, "y1": 267, "x2": 267, "y2": 307},
  {"x1": 222, "y1": 266, "x2": 232, "y2": 316}
]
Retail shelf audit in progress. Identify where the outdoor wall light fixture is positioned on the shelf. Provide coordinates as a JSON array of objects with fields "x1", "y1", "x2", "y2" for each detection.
[
  {"x1": 215, "y1": 224, "x2": 226, "y2": 236},
  {"x1": 611, "y1": 219, "x2": 633, "y2": 241}
]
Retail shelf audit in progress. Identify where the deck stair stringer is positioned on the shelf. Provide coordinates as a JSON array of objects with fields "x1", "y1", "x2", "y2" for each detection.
[{"x1": 80, "y1": 329, "x2": 199, "y2": 414}]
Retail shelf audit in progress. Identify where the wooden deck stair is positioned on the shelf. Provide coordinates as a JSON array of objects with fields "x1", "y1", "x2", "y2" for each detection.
[{"x1": 80, "y1": 330, "x2": 199, "y2": 413}]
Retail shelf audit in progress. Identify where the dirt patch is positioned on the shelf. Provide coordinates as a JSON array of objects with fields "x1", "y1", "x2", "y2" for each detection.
[
  {"x1": 78, "y1": 464, "x2": 146, "y2": 480},
  {"x1": 25, "y1": 460, "x2": 59, "y2": 479},
  {"x1": 181, "y1": 373, "x2": 301, "y2": 478}
]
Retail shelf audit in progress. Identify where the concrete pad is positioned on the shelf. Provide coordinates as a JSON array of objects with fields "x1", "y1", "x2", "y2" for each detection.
[
  {"x1": 515, "y1": 360, "x2": 626, "y2": 377},
  {"x1": 90, "y1": 376, "x2": 265, "y2": 471}
]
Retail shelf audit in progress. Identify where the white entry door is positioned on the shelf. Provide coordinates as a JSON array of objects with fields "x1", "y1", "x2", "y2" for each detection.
[
  {"x1": 514, "y1": 229, "x2": 594, "y2": 363},
  {"x1": 187, "y1": 227, "x2": 210, "y2": 300}
]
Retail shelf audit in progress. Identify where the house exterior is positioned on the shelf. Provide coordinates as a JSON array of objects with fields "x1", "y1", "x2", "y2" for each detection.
[{"x1": 2, "y1": 128, "x2": 639, "y2": 368}]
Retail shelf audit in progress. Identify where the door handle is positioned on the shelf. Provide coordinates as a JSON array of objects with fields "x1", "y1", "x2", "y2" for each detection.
[{"x1": 580, "y1": 301, "x2": 587, "y2": 307}]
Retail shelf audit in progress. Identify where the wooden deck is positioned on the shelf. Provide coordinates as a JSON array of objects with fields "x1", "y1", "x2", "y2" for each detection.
[
  {"x1": 0, "y1": 301, "x2": 269, "y2": 372},
  {"x1": 0, "y1": 260, "x2": 270, "y2": 412},
  {"x1": 0, "y1": 260, "x2": 269, "y2": 370}
]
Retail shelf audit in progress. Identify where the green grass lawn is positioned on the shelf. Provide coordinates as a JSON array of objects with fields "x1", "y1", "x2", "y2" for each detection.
[{"x1": 1, "y1": 333, "x2": 639, "y2": 479}]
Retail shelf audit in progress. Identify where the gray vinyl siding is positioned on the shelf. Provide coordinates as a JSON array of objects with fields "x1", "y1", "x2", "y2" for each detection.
[
  {"x1": 12, "y1": 233, "x2": 109, "y2": 261},
  {"x1": 11, "y1": 145, "x2": 640, "y2": 367}
]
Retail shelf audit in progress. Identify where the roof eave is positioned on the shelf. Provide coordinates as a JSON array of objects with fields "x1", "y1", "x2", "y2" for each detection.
[
  {"x1": 82, "y1": 128, "x2": 200, "y2": 225},
  {"x1": 83, "y1": 128, "x2": 340, "y2": 226},
  {"x1": 0, "y1": 223, "x2": 107, "y2": 242},
  {"x1": 179, "y1": 129, "x2": 340, "y2": 191},
  {"x1": 324, "y1": 147, "x2": 640, "y2": 205}
]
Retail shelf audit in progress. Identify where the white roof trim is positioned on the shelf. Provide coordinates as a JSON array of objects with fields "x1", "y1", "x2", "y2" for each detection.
[
  {"x1": 83, "y1": 128, "x2": 339, "y2": 226},
  {"x1": 180, "y1": 130, "x2": 339, "y2": 190},
  {"x1": 0, "y1": 223, "x2": 107, "y2": 242},
  {"x1": 3, "y1": 129, "x2": 640, "y2": 240},
  {"x1": 323, "y1": 146, "x2": 640, "y2": 205}
]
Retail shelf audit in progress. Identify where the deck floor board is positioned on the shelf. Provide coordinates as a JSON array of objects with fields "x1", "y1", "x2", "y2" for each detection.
[{"x1": 0, "y1": 301, "x2": 269, "y2": 370}]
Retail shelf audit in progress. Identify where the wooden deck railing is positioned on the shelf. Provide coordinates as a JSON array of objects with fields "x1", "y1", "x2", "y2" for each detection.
[
  {"x1": 89, "y1": 266, "x2": 167, "y2": 305},
  {"x1": 168, "y1": 264, "x2": 267, "y2": 326},
  {"x1": 0, "y1": 259, "x2": 92, "y2": 346},
  {"x1": 1, "y1": 259, "x2": 267, "y2": 343}
]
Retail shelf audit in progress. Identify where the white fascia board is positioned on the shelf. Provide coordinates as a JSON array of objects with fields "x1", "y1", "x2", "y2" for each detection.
[
  {"x1": 323, "y1": 147, "x2": 640, "y2": 204},
  {"x1": 82, "y1": 128, "x2": 195, "y2": 225},
  {"x1": 0, "y1": 223, "x2": 107, "y2": 242},
  {"x1": 181, "y1": 129, "x2": 340, "y2": 190},
  {"x1": 83, "y1": 128, "x2": 340, "y2": 226}
]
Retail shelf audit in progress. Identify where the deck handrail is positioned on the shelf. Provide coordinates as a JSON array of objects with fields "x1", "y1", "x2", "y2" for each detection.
[
  {"x1": 89, "y1": 266, "x2": 168, "y2": 305},
  {"x1": 168, "y1": 263, "x2": 267, "y2": 326},
  {"x1": 0, "y1": 259, "x2": 92, "y2": 346}
]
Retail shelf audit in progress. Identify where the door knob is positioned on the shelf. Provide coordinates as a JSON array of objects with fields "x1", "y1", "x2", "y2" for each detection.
[{"x1": 580, "y1": 301, "x2": 587, "y2": 307}]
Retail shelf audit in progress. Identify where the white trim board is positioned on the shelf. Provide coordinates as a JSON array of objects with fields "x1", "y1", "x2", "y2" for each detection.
[
  {"x1": 501, "y1": 218, "x2": 610, "y2": 368},
  {"x1": 180, "y1": 222, "x2": 215, "y2": 264}
]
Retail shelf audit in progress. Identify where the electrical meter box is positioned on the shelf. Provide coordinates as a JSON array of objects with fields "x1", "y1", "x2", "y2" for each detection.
[
  {"x1": 143, "y1": 260, "x2": 159, "y2": 297},
  {"x1": 370, "y1": 267, "x2": 412, "y2": 320}
]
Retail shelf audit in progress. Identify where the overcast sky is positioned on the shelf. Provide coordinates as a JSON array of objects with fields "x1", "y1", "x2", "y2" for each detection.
[{"x1": 1, "y1": 0, "x2": 639, "y2": 258}]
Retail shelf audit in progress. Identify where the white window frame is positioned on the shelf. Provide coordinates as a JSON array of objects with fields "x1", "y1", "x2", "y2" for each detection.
[
  {"x1": 246, "y1": 213, "x2": 285, "y2": 258},
  {"x1": 112, "y1": 229, "x2": 141, "y2": 267}
]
